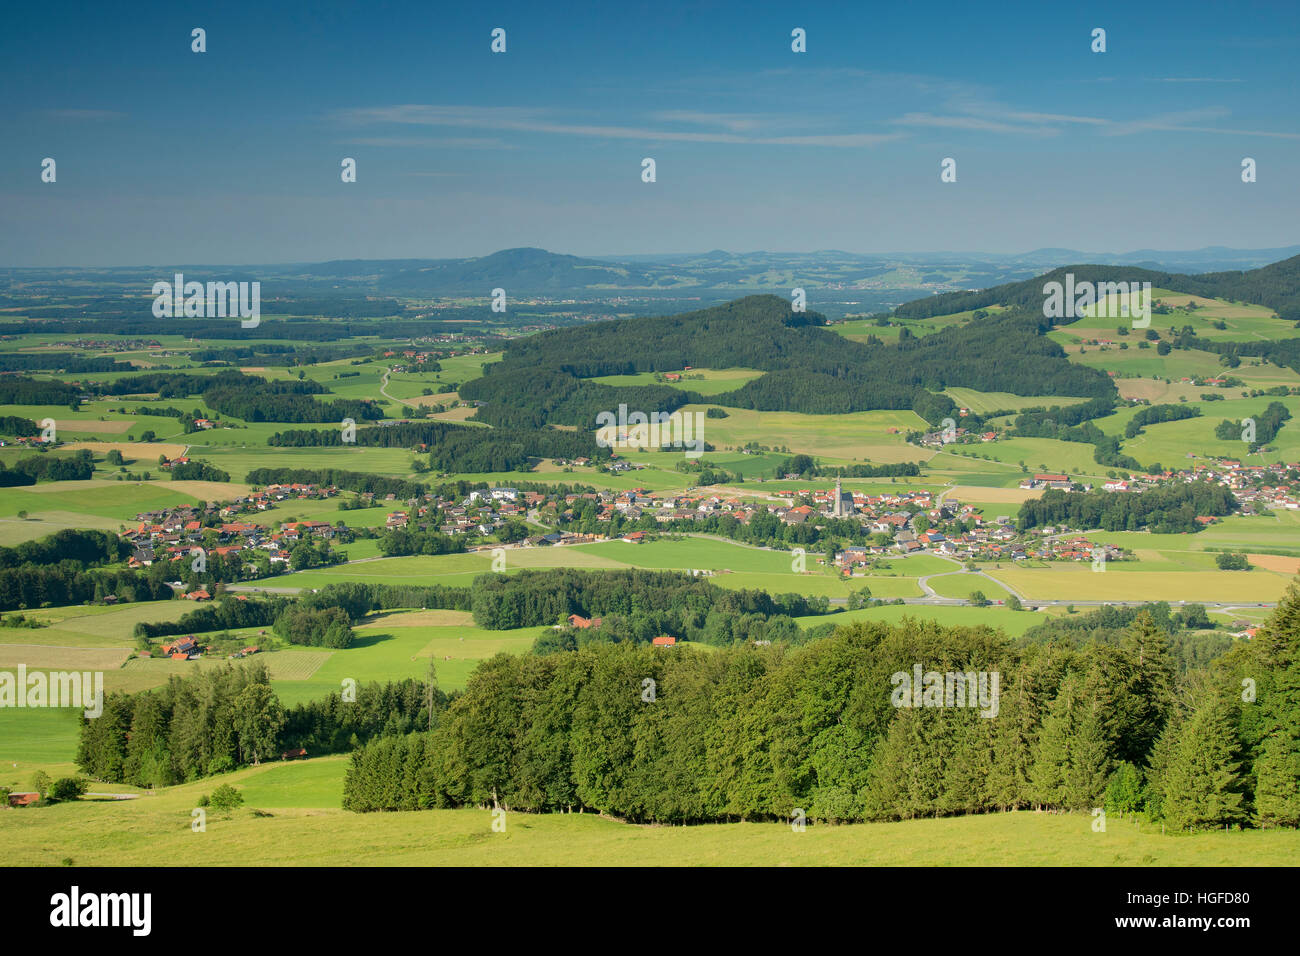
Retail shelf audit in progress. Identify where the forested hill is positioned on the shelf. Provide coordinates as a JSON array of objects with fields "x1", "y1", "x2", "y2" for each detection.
[
  {"x1": 382, "y1": 247, "x2": 655, "y2": 294},
  {"x1": 895, "y1": 254, "x2": 1300, "y2": 321},
  {"x1": 459, "y1": 294, "x2": 1116, "y2": 426}
]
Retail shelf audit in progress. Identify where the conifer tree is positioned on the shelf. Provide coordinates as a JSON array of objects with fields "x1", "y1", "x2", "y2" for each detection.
[
  {"x1": 1104, "y1": 761, "x2": 1145, "y2": 816},
  {"x1": 1065, "y1": 705, "x2": 1111, "y2": 810},
  {"x1": 864, "y1": 706, "x2": 941, "y2": 821},
  {"x1": 1251, "y1": 580, "x2": 1300, "y2": 826},
  {"x1": 1161, "y1": 691, "x2": 1248, "y2": 831},
  {"x1": 1030, "y1": 674, "x2": 1078, "y2": 809},
  {"x1": 1116, "y1": 612, "x2": 1176, "y2": 764},
  {"x1": 1255, "y1": 728, "x2": 1300, "y2": 827}
]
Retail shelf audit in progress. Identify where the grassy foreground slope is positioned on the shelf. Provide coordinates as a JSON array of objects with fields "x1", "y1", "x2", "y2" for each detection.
[{"x1": 4, "y1": 759, "x2": 1296, "y2": 866}]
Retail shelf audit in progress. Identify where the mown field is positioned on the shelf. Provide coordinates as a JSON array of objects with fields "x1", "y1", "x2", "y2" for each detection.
[
  {"x1": 589, "y1": 366, "x2": 765, "y2": 395},
  {"x1": 675, "y1": 403, "x2": 931, "y2": 461}
]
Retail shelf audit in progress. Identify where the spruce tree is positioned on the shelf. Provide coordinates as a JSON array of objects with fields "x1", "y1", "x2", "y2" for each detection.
[
  {"x1": 1065, "y1": 705, "x2": 1111, "y2": 811},
  {"x1": 1030, "y1": 674, "x2": 1078, "y2": 809},
  {"x1": 1255, "y1": 726, "x2": 1300, "y2": 828},
  {"x1": 1161, "y1": 691, "x2": 1248, "y2": 832},
  {"x1": 1116, "y1": 612, "x2": 1176, "y2": 765}
]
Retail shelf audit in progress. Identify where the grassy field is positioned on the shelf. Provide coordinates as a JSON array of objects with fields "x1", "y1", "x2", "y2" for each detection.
[
  {"x1": 269, "y1": 622, "x2": 546, "y2": 708},
  {"x1": 1063, "y1": 343, "x2": 1300, "y2": 392},
  {"x1": 269, "y1": 537, "x2": 942, "y2": 601},
  {"x1": 1123, "y1": 396, "x2": 1300, "y2": 467},
  {"x1": 835, "y1": 306, "x2": 1007, "y2": 344},
  {"x1": 4, "y1": 759, "x2": 1296, "y2": 866},
  {"x1": 589, "y1": 366, "x2": 765, "y2": 395},
  {"x1": 1058, "y1": 288, "x2": 1300, "y2": 344},
  {"x1": 676, "y1": 403, "x2": 931, "y2": 461},
  {"x1": 0, "y1": 707, "x2": 82, "y2": 783},
  {"x1": 943, "y1": 388, "x2": 1088, "y2": 416},
  {"x1": 929, "y1": 438, "x2": 1110, "y2": 480},
  {"x1": 1088, "y1": 511, "x2": 1300, "y2": 555},
  {"x1": 982, "y1": 563, "x2": 1292, "y2": 602},
  {"x1": 796, "y1": 603, "x2": 1062, "y2": 634}
]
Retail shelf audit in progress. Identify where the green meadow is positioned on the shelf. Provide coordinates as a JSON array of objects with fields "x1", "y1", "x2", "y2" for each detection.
[
  {"x1": 4, "y1": 762, "x2": 1296, "y2": 866},
  {"x1": 795, "y1": 603, "x2": 1062, "y2": 635},
  {"x1": 943, "y1": 388, "x2": 1088, "y2": 416},
  {"x1": 675, "y1": 403, "x2": 931, "y2": 461},
  {"x1": 589, "y1": 366, "x2": 765, "y2": 395},
  {"x1": 1059, "y1": 288, "x2": 1300, "y2": 344}
]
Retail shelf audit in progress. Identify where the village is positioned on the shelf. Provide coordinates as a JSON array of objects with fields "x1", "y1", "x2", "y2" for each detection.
[{"x1": 122, "y1": 452, "x2": 1300, "y2": 593}]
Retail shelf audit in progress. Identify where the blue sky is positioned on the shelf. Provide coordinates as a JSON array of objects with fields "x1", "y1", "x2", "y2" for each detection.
[{"x1": 2, "y1": 0, "x2": 1297, "y2": 265}]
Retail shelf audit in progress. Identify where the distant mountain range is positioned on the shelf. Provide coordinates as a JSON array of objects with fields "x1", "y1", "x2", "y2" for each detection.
[{"x1": 4, "y1": 245, "x2": 1297, "y2": 317}]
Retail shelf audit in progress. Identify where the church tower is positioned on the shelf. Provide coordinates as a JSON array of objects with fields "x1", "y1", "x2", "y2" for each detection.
[{"x1": 834, "y1": 477, "x2": 843, "y2": 517}]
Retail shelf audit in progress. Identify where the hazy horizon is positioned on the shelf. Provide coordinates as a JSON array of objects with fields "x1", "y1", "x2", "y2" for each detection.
[{"x1": 3, "y1": 0, "x2": 1298, "y2": 266}]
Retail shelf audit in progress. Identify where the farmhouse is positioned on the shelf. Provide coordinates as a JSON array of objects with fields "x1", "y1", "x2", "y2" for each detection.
[{"x1": 1020, "y1": 473, "x2": 1072, "y2": 490}]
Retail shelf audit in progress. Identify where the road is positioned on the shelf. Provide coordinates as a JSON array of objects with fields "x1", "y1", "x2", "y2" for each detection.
[{"x1": 379, "y1": 366, "x2": 398, "y2": 403}]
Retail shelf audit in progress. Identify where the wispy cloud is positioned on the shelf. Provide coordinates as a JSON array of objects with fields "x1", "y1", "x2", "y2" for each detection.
[
  {"x1": 38, "y1": 109, "x2": 126, "y2": 121},
  {"x1": 649, "y1": 111, "x2": 766, "y2": 132},
  {"x1": 332, "y1": 104, "x2": 905, "y2": 147},
  {"x1": 341, "y1": 136, "x2": 515, "y2": 149},
  {"x1": 896, "y1": 102, "x2": 1297, "y2": 140},
  {"x1": 1095, "y1": 107, "x2": 1283, "y2": 137},
  {"x1": 893, "y1": 112, "x2": 1056, "y2": 134}
]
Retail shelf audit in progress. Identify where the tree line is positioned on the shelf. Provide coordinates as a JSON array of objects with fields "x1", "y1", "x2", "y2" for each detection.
[
  {"x1": 1125, "y1": 403, "x2": 1201, "y2": 439},
  {"x1": 169, "y1": 460, "x2": 230, "y2": 482},
  {"x1": 0, "y1": 455, "x2": 95, "y2": 485},
  {"x1": 267, "y1": 419, "x2": 607, "y2": 472},
  {"x1": 468, "y1": 567, "x2": 826, "y2": 634},
  {"x1": 1017, "y1": 482, "x2": 1238, "y2": 534},
  {"x1": 339, "y1": 586, "x2": 1300, "y2": 830},
  {"x1": 1214, "y1": 401, "x2": 1292, "y2": 450}
]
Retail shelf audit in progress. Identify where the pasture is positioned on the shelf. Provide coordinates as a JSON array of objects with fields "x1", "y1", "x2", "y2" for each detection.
[{"x1": 4, "y1": 773, "x2": 1296, "y2": 866}]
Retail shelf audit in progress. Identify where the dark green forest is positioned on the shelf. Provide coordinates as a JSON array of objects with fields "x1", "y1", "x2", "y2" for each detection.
[
  {"x1": 337, "y1": 584, "x2": 1300, "y2": 830},
  {"x1": 1017, "y1": 482, "x2": 1238, "y2": 534},
  {"x1": 895, "y1": 256, "x2": 1300, "y2": 322},
  {"x1": 459, "y1": 295, "x2": 1114, "y2": 427},
  {"x1": 267, "y1": 419, "x2": 608, "y2": 471}
]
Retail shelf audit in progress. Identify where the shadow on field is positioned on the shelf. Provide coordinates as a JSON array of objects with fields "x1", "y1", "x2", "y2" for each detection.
[{"x1": 346, "y1": 630, "x2": 394, "y2": 650}]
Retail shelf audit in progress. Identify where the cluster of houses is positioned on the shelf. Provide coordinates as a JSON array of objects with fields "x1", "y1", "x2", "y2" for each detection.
[
  {"x1": 123, "y1": 486, "x2": 342, "y2": 580},
  {"x1": 552, "y1": 613, "x2": 678, "y2": 647},
  {"x1": 1018, "y1": 473, "x2": 1076, "y2": 491},
  {"x1": 140, "y1": 636, "x2": 261, "y2": 663},
  {"x1": 834, "y1": 524, "x2": 1123, "y2": 569},
  {"x1": 2, "y1": 435, "x2": 57, "y2": 449},
  {"x1": 34, "y1": 337, "x2": 164, "y2": 353},
  {"x1": 1175, "y1": 375, "x2": 1236, "y2": 388},
  {"x1": 1095, "y1": 459, "x2": 1300, "y2": 513},
  {"x1": 380, "y1": 349, "x2": 440, "y2": 369},
  {"x1": 383, "y1": 486, "x2": 537, "y2": 536}
]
